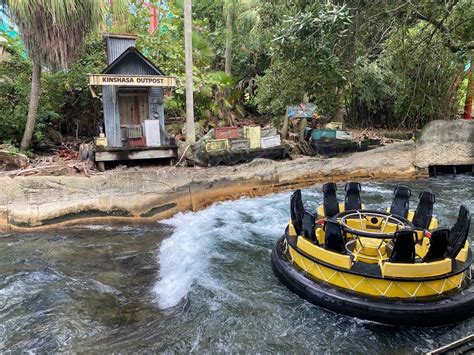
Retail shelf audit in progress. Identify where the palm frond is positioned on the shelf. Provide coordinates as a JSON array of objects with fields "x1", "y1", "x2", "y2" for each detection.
[{"x1": 6, "y1": 0, "x2": 107, "y2": 69}]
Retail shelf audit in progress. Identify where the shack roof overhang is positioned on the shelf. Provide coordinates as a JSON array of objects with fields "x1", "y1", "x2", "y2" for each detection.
[{"x1": 88, "y1": 46, "x2": 176, "y2": 87}]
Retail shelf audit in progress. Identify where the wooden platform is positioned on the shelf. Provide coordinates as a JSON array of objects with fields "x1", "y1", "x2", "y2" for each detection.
[{"x1": 95, "y1": 146, "x2": 177, "y2": 162}]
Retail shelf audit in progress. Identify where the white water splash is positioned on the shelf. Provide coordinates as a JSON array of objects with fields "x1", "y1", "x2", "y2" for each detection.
[{"x1": 153, "y1": 193, "x2": 289, "y2": 309}]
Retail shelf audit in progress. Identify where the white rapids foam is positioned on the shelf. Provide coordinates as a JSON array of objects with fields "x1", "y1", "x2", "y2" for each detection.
[{"x1": 153, "y1": 193, "x2": 289, "y2": 309}]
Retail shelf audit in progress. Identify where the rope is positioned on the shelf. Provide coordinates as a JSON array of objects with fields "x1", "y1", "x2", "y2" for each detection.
[{"x1": 174, "y1": 144, "x2": 191, "y2": 167}]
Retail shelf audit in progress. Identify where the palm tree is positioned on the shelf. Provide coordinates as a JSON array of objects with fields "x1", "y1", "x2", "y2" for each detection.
[
  {"x1": 223, "y1": 0, "x2": 261, "y2": 76},
  {"x1": 184, "y1": 0, "x2": 195, "y2": 144},
  {"x1": 4, "y1": 0, "x2": 127, "y2": 150},
  {"x1": 224, "y1": 0, "x2": 234, "y2": 75}
]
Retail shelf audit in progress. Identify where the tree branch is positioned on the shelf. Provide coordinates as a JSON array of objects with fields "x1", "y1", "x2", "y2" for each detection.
[{"x1": 412, "y1": 3, "x2": 472, "y2": 53}]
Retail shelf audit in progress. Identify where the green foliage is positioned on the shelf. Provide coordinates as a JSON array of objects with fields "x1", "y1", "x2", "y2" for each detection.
[
  {"x1": 6, "y1": 0, "x2": 107, "y2": 69},
  {"x1": 56, "y1": 33, "x2": 105, "y2": 137},
  {"x1": 131, "y1": 0, "x2": 238, "y2": 120},
  {"x1": 255, "y1": 0, "x2": 472, "y2": 129},
  {"x1": 2, "y1": 0, "x2": 474, "y2": 149},
  {"x1": 255, "y1": 1, "x2": 352, "y2": 116},
  {"x1": 0, "y1": 30, "x2": 64, "y2": 146},
  {"x1": 0, "y1": 32, "x2": 105, "y2": 145}
]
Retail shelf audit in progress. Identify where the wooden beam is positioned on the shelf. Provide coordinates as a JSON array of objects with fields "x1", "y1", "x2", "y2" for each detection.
[{"x1": 95, "y1": 148, "x2": 177, "y2": 162}]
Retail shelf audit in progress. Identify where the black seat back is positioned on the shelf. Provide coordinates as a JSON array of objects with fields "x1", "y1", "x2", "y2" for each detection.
[
  {"x1": 412, "y1": 191, "x2": 435, "y2": 230},
  {"x1": 390, "y1": 185, "x2": 411, "y2": 218},
  {"x1": 323, "y1": 183, "x2": 340, "y2": 218},
  {"x1": 344, "y1": 182, "x2": 362, "y2": 211},
  {"x1": 423, "y1": 228, "x2": 449, "y2": 262},
  {"x1": 290, "y1": 190, "x2": 304, "y2": 236},
  {"x1": 450, "y1": 205, "x2": 469, "y2": 240},
  {"x1": 290, "y1": 189, "x2": 317, "y2": 243},
  {"x1": 447, "y1": 205, "x2": 471, "y2": 258},
  {"x1": 302, "y1": 211, "x2": 317, "y2": 244},
  {"x1": 324, "y1": 219, "x2": 346, "y2": 254},
  {"x1": 389, "y1": 230, "x2": 417, "y2": 263}
]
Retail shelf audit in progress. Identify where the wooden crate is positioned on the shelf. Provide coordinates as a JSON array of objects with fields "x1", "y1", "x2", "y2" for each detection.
[
  {"x1": 261, "y1": 135, "x2": 281, "y2": 149},
  {"x1": 229, "y1": 138, "x2": 250, "y2": 151},
  {"x1": 215, "y1": 126, "x2": 239, "y2": 139},
  {"x1": 311, "y1": 129, "x2": 337, "y2": 141},
  {"x1": 204, "y1": 139, "x2": 229, "y2": 152},
  {"x1": 128, "y1": 136, "x2": 146, "y2": 147},
  {"x1": 244, "y1": 126, "x2": 261, "y2": 149},
  {"x1": 325, "y1": 122, "x2": 344, "y2": 130},
  {"x1": 261, "y1": 126, "x2": 277, "y2": 138}
]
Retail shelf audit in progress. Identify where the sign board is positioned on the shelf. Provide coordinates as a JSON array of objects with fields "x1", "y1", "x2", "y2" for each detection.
[
  {"x1": 89, "y1": 74, "x2": 176, "y2": 87},
  {"x1": 287, "y1": 103, "x2": 317, "y2": 119}
]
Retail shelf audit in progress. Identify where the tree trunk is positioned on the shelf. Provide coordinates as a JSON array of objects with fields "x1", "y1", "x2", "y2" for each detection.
[
  {"x1": 20, "y1": 61, "x2": 42, "y2": 150},
  {"x1": 184, "y1": 0, "x2": 195, "y2": 144},
  {"x1": 333, "y1": 91, "x2": 345, "y2": 125},
  {"x1": 224, "y1": 10, "x2": 232, "y2": 75},
  {"x1": 281, "y1": 112, "x2": 289, "y2": 139},
  {"x1": 299, "y1": 118, "x2": 307, "y2": 142},
  {"x1": 463, "y1": 55, "x2": 474, "y2": 120}
]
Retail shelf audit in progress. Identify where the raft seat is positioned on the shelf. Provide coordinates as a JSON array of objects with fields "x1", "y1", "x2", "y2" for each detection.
[
  {"x1": 403, "y1": 210, "x2": 438, "y2": 230},
  {"x1": 297, "y1": 236, "x2": 352, "y2": 270},
  {"x1": 344, "y1": 182, "x2": 362, "y2": 211},
  {"x1": 389, "y1": 230, "x2": 417, "y2": 263},
  {"x1": 322, "y1": 183, "x2": 340, "y2": 218},
  {"x1": 422, "y1": 228, "x2": 449, "y2": 262},
  {"x1": 416, "y1": 229, "x2": 449, "y2": 260},
  {"x1": 324, "y1": 219, "x2": 346, "y2": 254},
  {"x1": 448, "y1": 205, "x2": 471, "y2": 259},
  {"x1": 412, "y1": 191, "x2": 436, "y2": 230},
  {"x1": 290, "y1": 190, "x2": 317, "y2": 243},
  {"x1": 389, "y1": 185, "x2": 411, "y2": 218}
]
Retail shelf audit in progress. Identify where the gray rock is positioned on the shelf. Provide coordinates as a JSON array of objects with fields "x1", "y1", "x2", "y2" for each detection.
[{"x1": 0, "y1": 150, "x2": 29, "y2": 171}]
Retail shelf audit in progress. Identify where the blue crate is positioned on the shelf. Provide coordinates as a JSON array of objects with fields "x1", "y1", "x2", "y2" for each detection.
[{"x1": 311, "y1": 129, "x2": 337, "y2": 141}]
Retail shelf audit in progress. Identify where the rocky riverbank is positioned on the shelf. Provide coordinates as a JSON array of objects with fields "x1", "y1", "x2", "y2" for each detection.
[{"x1": 0, "y1": 119, "x2": 472, "y2": 231}]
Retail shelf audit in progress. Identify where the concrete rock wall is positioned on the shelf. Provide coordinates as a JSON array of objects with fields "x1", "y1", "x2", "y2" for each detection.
[
  {"x1": 0, "y1": 141, "x2": 418, "y2": 231},
  {"x1": 415, "y1": 119, "x2": 474, "y2": 168}
]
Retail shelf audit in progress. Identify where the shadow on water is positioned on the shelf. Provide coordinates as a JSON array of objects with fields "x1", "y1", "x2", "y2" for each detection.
[{"x1": 0, "y1": 176, "x2": 473, "y2": 352}]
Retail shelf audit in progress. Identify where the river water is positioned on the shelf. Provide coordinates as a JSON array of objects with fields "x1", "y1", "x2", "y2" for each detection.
[{"x1": 0, "y1": 177, "x2": 473, "y2": 352}]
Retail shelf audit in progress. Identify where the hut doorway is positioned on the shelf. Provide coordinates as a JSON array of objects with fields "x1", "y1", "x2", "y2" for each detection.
[{"x1": 118, "y1": 88, "x2": 149, "y2": 125}]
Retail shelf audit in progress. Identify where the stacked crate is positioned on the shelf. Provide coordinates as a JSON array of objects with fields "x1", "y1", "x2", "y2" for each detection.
[
  {"x1": 204, "y1": 139, "x2": 229, "y2": 152},
  {"x1": 204, "y1": 126, "x2": 281, "y2": 152},
  {"x1": 244, "y1": 126, "x2": 261, "y2": 149}
]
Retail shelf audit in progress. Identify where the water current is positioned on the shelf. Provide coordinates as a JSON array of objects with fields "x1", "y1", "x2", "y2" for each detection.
[{"x1": 0, "y1": 177, "x2": 473, "y2": 352}]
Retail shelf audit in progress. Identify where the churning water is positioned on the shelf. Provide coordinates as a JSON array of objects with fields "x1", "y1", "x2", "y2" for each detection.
[{"x1": 0, "y1": 177, "x2": 473, "y2": 352}]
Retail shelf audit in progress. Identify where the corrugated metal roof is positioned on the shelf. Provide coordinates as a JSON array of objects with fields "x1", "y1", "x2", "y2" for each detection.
[
  {"x1": 105, "y1": 36, "x2": 136, "y2": 64},
  {"x1": 101, "y1": 47, "x2": 166, "y2": 76}
]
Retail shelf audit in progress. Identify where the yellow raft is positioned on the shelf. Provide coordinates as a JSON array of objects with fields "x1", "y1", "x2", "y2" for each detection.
[{"x1": 271, "y1": 182, "x2": 473, "y2": 326}]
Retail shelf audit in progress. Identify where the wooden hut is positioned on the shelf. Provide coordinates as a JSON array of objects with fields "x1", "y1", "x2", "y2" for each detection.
[{"x1": 89, "y1": 33, "x2": 177, "y2": 170}]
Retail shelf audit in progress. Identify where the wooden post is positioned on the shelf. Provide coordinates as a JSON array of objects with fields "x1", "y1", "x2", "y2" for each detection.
[
  {"x1": 281, "y1": 112, "x2": 289, "y2": 139},
  {"x1": 299, "y1": 118, "x2": 307, "y2": 142}
]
